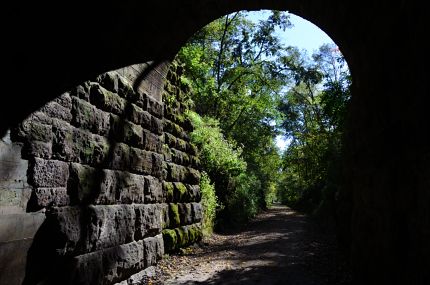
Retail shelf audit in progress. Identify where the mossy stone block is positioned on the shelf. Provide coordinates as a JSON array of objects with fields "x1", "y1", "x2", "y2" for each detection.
[
  {"x1": 163, "y1": 182, "x2": 174, "y2": 202},
  {"x1": 162, "y1": 229, "x2": 177, "y2": 252},
  {"x1": 174, "y1": 182, "x2": 187, "y2": 202},
  {"x1": 169, "y1": 203, "x2": 180, "y2": 228}
]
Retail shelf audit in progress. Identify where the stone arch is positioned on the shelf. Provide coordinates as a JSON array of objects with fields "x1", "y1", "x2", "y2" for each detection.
[{"x1": 1, "y1": 1, "x2": 428, "y2": 284}]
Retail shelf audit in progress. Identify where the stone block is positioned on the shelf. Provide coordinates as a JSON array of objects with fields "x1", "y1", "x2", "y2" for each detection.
[
  {"x1": 97, "y1": 72, "x2": 119, "y2": 94},
  {"x1": 164, "y1": 119, "x2": 184, "y2": 139},
  {"x1": 13, "y1": 120, "x2": 52, "y2": 143},
  {"x1": 68, "y1": 250, "x2": 104, "y2": 285},
  {"x1": 155, "y1": 233, "x2": 164, "y2": 260},
  {"x1": 110, "y1": 115, "x2": 144, "y2": 148},
  {"x1": 144, "y1": 95, "x2": 163, "y2": 118},
  {"x1": 160, "y1": 203, "x2": 170, "y2": 229},
  {"x1": 175, "y1": 138, "x2": 187, "y2": 152},
  {"x1": 187, "y1": 143, "x2": 198, "y2": 156},
  {"x1": 190, "y1": 155, "x2": 201, "y2": 168},
  {"x1": 173, "y1": 182, "x2": 187, "y2": 202},
  {"x1": 25, "y1": 111, "x2": 54, "y2": 125},
  {"x1": 22, "y1": 140, "x2": 52, "y2": 159},
  {"x1": 126, "y1": 103, "x2": 151, "y2": 128},
  {"x1": 101, "y1": 240, "x2": 144, "y2": 284},
  {"x1": 171, "y1": 149, "x2": 190, "y2": 166},
  {"x1": 166, "y1": 163, "x2": 187, "y2": 182},
  {"x1": 151, "y1": 153, "x2": 163, "y2": 178},
  {"x1": 80, "y1": 132, "x2": 110, "y2": 166},
  {"x1": 47, "y1": 206, "x2": 82, "y2": 255},
  {"x1": 99, "y1": 169, "x2": 145, "y2": 204},
  {"x1": 129, "y1": 147, "x2": 152, "y2": 175},
  {"x1": 87, "y1": 205, "x2": 136, "y2": 251},
  {"x1": 71, "y1": 97, "x2": 110, "y2": 136},
  {"x1": 150, "y1": 116, "x2": 163, "y2": 135},
  {"x1": 122, "y1": 265, "x2": 156, "y2": 285},
  {"x1": 51, "y1": 121, "x2": 75, "y2": 161},
  {"x1": 143, "y1": 234, "x2": 164, "y2": 267},
  {"x1": 89, "y1": 84, "x2": 126, "y2": 116},
  {"x1": 134, "y1": 204, "x2": 162, "y2": 239},
  {"x1": 54, "y1": 92, "x2": 73, "y2": 109},
  {"x1": 28, "y1": 158, "x2": 69, "y2": 187},
  {"x1": 108, "y1": 143, "x2": 131, "y2": 170},
  {"x1": 28, "y1": 187, "x2": 70, "y2": 210},
  {"x1": 178, "y1": 203, "x2": 193, "y2": 225},
  {"x1": 174, "y1": 226, "x2": 189, "y2": 248},
  {"x1": 187, "y1": 168, "x2": 201, "y2": 184},
  {"x1": 186, "y1": 184, "x2": 201, "y2": 202},
  {"x1": 168, "y1": 203, "x2": 180, "y2": 228},
  {"x1": 161, "y1": 161, "x2": 168, "y2": 181},
  {"x1": 187, "y1": 223, "x2": 203, "y2": 244},
  {"x1": 162, "y1": 229, "x2": 177, "y2": 252},
  {"x1": 164, "y1": 132, "x2": 176, "y2": 148},
  {"x1": 163, "y1": 182, "x2": 174, "y2": 202},
  {"x1": 70, "y1": 82, "x2": 91, "y2": 101},
  {"x1": 40, "y1": 101, "x2": 73, "y2": 122},
  {"x1": 142, "y1": 130, "x2": 162, "y2": 153},
  {"x1": 52, "y1": 123, "x2": 110, "y2": 165},
  {"x1": 117, "y1": 74, "x2": 137, "y2": 101},
  {"x1": 191, "y1": 202, "x2": 203, "y2": 223},
  {"x1": 68, "y1": 163, "x2": 99, "y2": 203},
  {"x1": 143, "y1": 236, "x2": 157, "y2": 267},
  {"x1": 69, "y1": 240, "x2": 144, "y2": 285},
  {"x1": 144, "y1": 176, "x2": 162, "y2": 203},
  {"x1": 162, "y1": 145, "x2": 172, "y2": 162}
]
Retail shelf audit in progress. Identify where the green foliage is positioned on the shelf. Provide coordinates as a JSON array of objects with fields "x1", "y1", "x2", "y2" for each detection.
[
  {"x1": 178, "y1": 11, "x2": 349, "y2": 230},
  {"x1": 187, "y1": 110, "x2": 264, "y2": 228},
  {"x1": 277, "y1": 43, "x2": 351, "y2": 217},
  {"x1": 187, "y1": 110, "x2": 246, "y2": 178},
  {"x1": 223, "y1": 173, "x2": 260, "y2": 225},
  {"x1": 200, "y1": 172, "x2": 218, "y2": 236},
  {"x1": 178, "y1": 11, "x2": 288, "y2": 221}
]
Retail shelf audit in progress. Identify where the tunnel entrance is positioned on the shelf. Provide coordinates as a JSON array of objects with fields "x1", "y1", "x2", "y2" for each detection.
[{"x1": 1, "y1": 1, "x2": 429, "y2": 285}]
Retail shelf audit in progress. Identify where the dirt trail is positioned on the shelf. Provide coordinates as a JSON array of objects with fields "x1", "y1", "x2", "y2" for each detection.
[{"x1": 149, "y1": 205, "x2": 351, "y2": 285}]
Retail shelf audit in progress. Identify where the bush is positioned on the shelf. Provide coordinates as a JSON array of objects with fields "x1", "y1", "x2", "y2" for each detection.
[
  {"x1": 200, "y1": 172, "x2": 219, "y2": 236},
  {"x1": 187, "y1": 111, "x2": 246, "y2": 178},
  {"x1": 188, "y1": 111, "x2": 261, "y2": 229},
  {"x1": 224, "y1": 173, "x2": 260, "y2": 226}
]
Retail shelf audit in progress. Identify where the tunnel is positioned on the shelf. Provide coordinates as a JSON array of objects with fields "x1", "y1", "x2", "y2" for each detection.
[{"x1": 1, "y1": 1, "x2": 429, "y2": 284}]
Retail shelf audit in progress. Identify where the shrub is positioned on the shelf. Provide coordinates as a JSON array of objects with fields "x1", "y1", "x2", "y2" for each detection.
[{"x1": 200, "y1": 172, "x2": 218, "y2": 236}]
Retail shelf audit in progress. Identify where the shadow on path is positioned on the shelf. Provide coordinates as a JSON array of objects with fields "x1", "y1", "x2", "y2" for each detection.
[{"x1": 158, "y1": 205, "x2": 352, "y2": 285}]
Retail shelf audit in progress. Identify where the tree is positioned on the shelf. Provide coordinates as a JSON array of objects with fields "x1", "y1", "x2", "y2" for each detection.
[
  {"x1": 278, "y1": 43, "x2": 351, "y2": 216},
  {"x1": 178, "y1": 11, "x2": 291, "y2": 225}
]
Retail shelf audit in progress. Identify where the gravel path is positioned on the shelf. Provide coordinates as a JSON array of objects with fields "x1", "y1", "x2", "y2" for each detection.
[{"x1": 147, "y1": 205, "x2": 352, "y2": 285}]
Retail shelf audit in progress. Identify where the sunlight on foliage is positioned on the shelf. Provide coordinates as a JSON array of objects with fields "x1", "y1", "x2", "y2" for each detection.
[{"x1": 200, "y1": 172, "x2": 219, "y2": 236}]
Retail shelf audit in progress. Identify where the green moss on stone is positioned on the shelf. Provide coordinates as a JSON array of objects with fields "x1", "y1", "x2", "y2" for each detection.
[
  {"x1": 174, "y1": 183, "x2": 187, "y2": 202},
  {"x1": 162, "y1": 229, "x2": 177, "y2": 252},
  {"x1": 163, "y1": 182, "x2": 174, "y2": 202},
  {"x1": 188, "y1": 224, "x2": 203, "y2": 243},
  {"x1": 177, "y1": 139, "x2": 187, "y2": 151},
  {"x1": 169, "y1": 203, "x2": 180, "y2": 227},
  {"x1": 175, "y1": 227, "x2": 189, "y2": 247}
]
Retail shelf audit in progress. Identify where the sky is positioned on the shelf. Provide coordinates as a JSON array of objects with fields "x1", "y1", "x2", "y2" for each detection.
[{"x1": 247, "y1": 11, "x2": 335, "y2": 151}]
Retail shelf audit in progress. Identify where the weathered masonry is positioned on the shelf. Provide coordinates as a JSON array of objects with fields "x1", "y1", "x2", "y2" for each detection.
[
  {"x1": 1, "y1": 1, "x2": 429, "y2": 284},
  {"x1": 0, "y1": 62, "x2": 203, "y2": 285}
]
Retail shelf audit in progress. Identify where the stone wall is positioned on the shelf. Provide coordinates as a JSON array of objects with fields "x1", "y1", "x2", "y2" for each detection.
[
  {"x1": 0, "y1": 63, "x2": 202, "y2": 285},
  {"x1": 161, "y1": 62, "x2": 203, "y2": 252}
]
